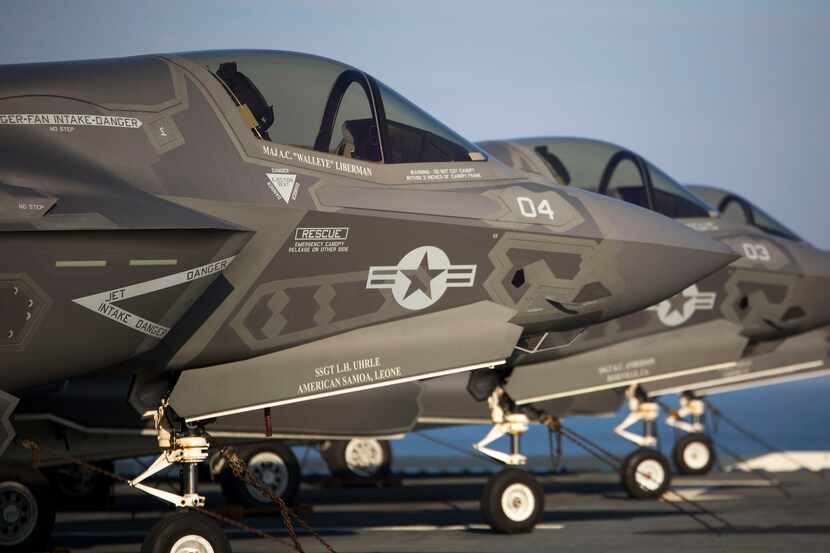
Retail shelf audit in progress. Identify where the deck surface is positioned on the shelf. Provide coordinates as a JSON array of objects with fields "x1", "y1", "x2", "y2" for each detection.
[{"x1": 51, "y1": 470, "x2": 830, "y2": 552}]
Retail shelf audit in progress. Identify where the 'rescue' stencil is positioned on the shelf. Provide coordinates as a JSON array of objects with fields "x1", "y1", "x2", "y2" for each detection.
[
  {"x1": 366, "y1": 246, "x2": 476, "y2": 311},
  {"x1": 72, "y1": 257, "x2": 235, "y2": 338},
  {"x1": 648, "y1": 284, "x2": 716, "y2": 327}
]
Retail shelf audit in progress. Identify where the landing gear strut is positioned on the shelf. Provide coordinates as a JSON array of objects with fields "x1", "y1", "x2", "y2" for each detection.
[
  {"x1": 614, "y1": 387, "x2": 671, "y2": 499},
  {"x1": 130, "y1": 402, "x2": 231, "y2": 553},
  {"x1": 474, "y1": 388, "x2": 530, "y2": 466},
  {"x1": 667, "y1": 393, "x2": 716, "y2": 475},
  {"x1": 475, "y1": 388, "x2": 544, "y2": 533}
]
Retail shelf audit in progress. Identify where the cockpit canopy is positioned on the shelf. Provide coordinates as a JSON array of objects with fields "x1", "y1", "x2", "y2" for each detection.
[
  {"x1": 481, "y1": 137, "x2": 715, "y2": 220},
  {"x1": 687, "y1": 185, "x2": 802, "y2": 242},
  {"x1": 183, "y1": 51, "x2": 486, "y2": 165}
]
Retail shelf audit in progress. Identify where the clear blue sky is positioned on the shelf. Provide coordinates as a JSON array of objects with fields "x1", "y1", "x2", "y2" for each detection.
[{"x1": 1, "y1": 1, "x2": 827, "y2": 247}]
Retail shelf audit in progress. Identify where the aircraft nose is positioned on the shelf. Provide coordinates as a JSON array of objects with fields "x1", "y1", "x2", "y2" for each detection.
[
  {"x1": 574, "y1": 189, "x2": 738, "y2": 321},
  {"x1": 783, "y1": 244, "x2": 830, "y2": 332}
]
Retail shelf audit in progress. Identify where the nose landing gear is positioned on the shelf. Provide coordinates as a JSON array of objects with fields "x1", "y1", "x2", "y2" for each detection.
[
  {"x1": 141, "y1": 510, "x2": 230, "y2": 553},
  {"x1": 614, "y1": 387, "x2": 671, "y2": 499},
  {"x1": 475, "y1": 388, "x2": 544, "y2": 533},
  {"x1": 481, "y1": 468, "x2": 544, "y2": 534},
  {"x1": 620, "y1": 448, "x2": 671, "y2": 499},
  {"x1": 473, "y1": 388, "x2": 530, "y2": 467},
  {"x1": 672, "y1": 433, "x2": 716, "y2": 475},
  {"x1": 666, "y1": 394, "x2": 716, "y2": 475},
  {"x1": 129, "y1": 402, "x2": 231, "y2": 553}
]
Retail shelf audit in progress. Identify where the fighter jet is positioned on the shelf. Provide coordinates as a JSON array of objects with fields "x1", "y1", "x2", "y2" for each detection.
[
  {"x1": 17, "y1": 147, "x2": 827, "y2": 537},
  {"x1": 637, "y1": 185, "x2": 830, "y2": 401},
  {"x1": 0, "y1": 52, "x2": 732, "y2": 550},
  {"x1": 456, "y1": 138, "x2": 830, "y2": 504},
  {"x1": 9, "y1": 161, "x2": 823, "y2": 539}
]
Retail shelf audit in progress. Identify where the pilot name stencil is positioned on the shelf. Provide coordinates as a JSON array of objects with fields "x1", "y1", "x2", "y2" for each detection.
[
  {"x1": 366, "y1": 245, "x2": 477, "y2": 310},
  {"x1": 648, "y1": 284, "x2": 716, "y2": 327},
  {"x1": 598, "y1": 357, "x2": 656, "y2": 383},
  {"x1": 262, "y1": 143, "x2": 373, "y2": 177},
  {"x1": 297, "y1": 356, "x2": 403, "y2": 395}
]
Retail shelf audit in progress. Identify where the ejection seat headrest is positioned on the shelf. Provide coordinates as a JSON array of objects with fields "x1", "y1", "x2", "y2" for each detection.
[{"x1": 217, "y1": 62, "x2": 275, "y2": 136}]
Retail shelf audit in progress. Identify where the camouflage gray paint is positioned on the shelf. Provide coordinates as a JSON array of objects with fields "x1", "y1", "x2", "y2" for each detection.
[
  {"x1": 479, "y1": 138, "x2": 830, "y2": 414},
  {"x1": 645, "y1": 324, "x2": 830, "y2": 397},
  {"x1": 7, "y1": 125, "x2": 828, "y2": 494},
  {"x1": 0, "y1": 53, "x2": 734, "y2": 440},
  {"x1": 9, "y1": 127, "x2": 827, "y2": 469}
]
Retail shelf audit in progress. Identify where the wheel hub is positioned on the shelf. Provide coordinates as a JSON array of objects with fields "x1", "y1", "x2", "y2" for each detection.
[
  {"x1": 246, "y1": 451, "x2": 288, "y2": 503},
  {"x1": 683, "y1": 441, "x2": 711, "y2": 470},
  {"x1": 2, "y1": 505, "x2": 19, "y2": 524},
  {"x1": 0, "y1": 481, "x2": 38, "y2": 546},
  {"x1": 500, "y1": 483, "x2": 535, "y2": 522},
  {"x1": 170, "y1": 534, "x2": 215, "y2": 553},
  {"x1": 345, "y1": 439, "x2": 384, "y2": 477},
  {"x1": 54, "y1": 464, "x2": 97, "y2": 497},
  {"x1": 634, "y1": 459, "x2": 666, "y2": 491}
]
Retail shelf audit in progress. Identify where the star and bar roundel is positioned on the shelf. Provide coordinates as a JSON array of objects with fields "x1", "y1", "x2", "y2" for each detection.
[
  {"x1": 648, "y1": 284, "x2": 717, "y2": 327},
  {"x1": 366, "y1": 246, "x2": 477, "y2": 310}
]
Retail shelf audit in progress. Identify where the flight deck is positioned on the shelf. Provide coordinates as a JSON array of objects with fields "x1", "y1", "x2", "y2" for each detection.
[{"x1": 51, "y1": 468, "x2": 829, "y2": 553}]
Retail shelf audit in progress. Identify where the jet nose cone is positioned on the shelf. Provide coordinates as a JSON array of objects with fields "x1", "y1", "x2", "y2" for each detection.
[
  {"x1": 799, "y1": 244, "x2": 830, "y2": 279},
  {"x1": 575, "y1": 190, "x2": 738, "y2": 321},
  {"x1": 784, "y1": 244, "x2": 830, "y2": 332}
]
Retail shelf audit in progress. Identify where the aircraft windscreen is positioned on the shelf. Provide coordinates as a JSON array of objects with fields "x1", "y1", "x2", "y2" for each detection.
[
  {"x1": 533, "y1": 138, "x2": 712, "y2": 219},
  {"x1": 646, "y1": 163, "x2": 715, "y2": 218},
  {"x1": 186, "y1": 51, "x2": 360, "y2": 151},
  {"x1": 742, "y1": 203, "x2": 801, "y2": 241},
  {"x1": 183, "y1": 50, "x2": 485, "y2": 165},
  {"x1": 373, "y1": 80, "x2": 486, "y2": 164},
  {"x1": 690, "y1": 185, "x2": 802, "y2": 241}
]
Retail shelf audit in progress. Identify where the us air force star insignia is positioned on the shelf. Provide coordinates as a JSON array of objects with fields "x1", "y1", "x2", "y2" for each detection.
[
  {"x1": 648, "y1": 284, "x2": 717, "y2": 327},
  {"x1": 366, "y1": 246, "x2": 477, "y2": 310}
]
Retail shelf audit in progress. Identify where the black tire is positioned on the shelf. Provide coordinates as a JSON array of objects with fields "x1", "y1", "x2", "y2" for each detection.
[
  {"x1": 46, "y1": 461, "x2": 113, "y2": 509},
  {"x1": 0, "y1": 461, "x2": 55, "y2": 552},
  {"x1": 620, "y1": 448, "x2": 671, "y2": 500},
  {"x1": 322, "y1": 439, "x2": 392, "y2": 479},
  {"x1": 481, "y1": 468, "x2": 544, "y2": 534},
  {"x1": 672, "y1": 433, "x2": 716, "y2": 475},
  {"x1": 218, "y1": 443, "x2": 300, "y2": 508},
  {"x1": 141, "y1": 510, "x2": 231, "y2": 553}
]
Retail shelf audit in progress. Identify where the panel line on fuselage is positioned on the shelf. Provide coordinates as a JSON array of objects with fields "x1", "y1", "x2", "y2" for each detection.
[
  {"x1": 514, "y1": 361, "x2": 738, "y2": 405},
  {"x1": 652, "y1": 360, "x2": 825, "y2": 396},
  {"x1": 184, "y1": 360, "x2": 505, "y2": 423},
  {"x1": 695, "y1": 368, "x2": 830, "y2": 396}
]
